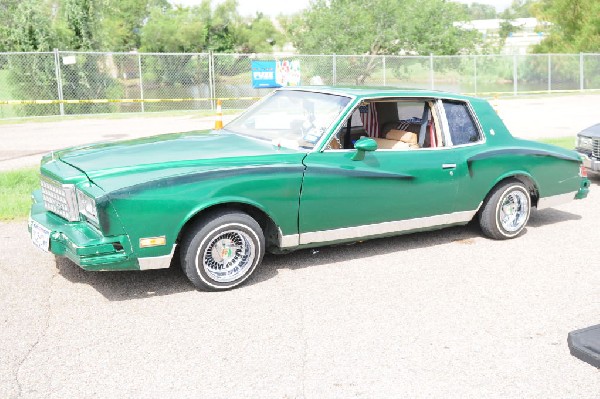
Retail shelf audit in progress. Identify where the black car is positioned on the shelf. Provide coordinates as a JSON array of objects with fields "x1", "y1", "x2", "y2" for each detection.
[{"x1": 576, "y1": 123, "x2": 600, "y2": 176}]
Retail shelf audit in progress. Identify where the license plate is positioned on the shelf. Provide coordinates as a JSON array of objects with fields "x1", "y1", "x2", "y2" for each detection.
[{"x1": 31, "y1": 221, "x2": 51, "y2": 252}]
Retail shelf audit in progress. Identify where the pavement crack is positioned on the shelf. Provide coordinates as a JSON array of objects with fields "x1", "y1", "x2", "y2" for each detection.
[{"x1": 14, "y1": 265, "x2": 57, "y2": 398}]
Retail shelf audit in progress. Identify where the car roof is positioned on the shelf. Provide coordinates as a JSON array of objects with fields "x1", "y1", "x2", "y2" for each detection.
[
  {"x1": 279, "y1": 86, "x2": 481, "y2": 102},
  {"x1": 579, "y1": 123, "x2": 600, "y2": 138}
]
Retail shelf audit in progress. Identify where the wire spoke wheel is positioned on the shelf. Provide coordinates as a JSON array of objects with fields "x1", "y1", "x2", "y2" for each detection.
[
  {"x1": 479, "y1": 180, "x2": 531, "y2": 240},
  {"x1": 202, "y1": 229, "x2": 256, "y2": 283},
  {"x1": 181, "y1": 211, "x2": 264, "y2": 291},
  {"x1": 499, "y1": 190, "x2": 529, "y2": 232}
]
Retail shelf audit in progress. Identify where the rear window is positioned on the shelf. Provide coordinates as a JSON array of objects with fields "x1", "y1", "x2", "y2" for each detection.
[{"x1": 443, "y1": 101, "x2": 481, "y2": 145}]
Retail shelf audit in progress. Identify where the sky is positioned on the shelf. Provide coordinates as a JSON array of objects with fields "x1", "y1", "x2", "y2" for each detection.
[{"x1": 171, "y1": 0, "x2": 513, "y2": 17}]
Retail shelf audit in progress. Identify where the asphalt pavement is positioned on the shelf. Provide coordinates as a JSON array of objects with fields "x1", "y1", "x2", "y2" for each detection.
[
  {"x1": 1, "y1": 93, "x2": 600, "y2": 397},
  {"x1": 1, "y1": 176, "x2": 599, "y2": 398}
]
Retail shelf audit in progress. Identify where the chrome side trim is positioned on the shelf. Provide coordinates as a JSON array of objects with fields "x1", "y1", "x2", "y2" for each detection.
[
  {"x1": 299, "y1": 209, "x2": 478, "y2": 245},
  {"x1": 280, "y1": 233, "x2": 300, "y2": 248},
  {"x1": 536, "y1": 191, "x2": 577, "y2": 210},
  {"x1": 138, "y1": 245, "x2": 177, "y2": 270}
]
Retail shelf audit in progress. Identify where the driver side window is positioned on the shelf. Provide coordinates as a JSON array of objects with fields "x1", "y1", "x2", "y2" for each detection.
[{"x1": 325, "y1": 99, "x2": 444, "y2": 151}]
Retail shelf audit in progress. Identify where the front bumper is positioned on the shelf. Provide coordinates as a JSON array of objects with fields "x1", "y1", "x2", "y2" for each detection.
[
  {"x1": 576, "y1": 177, "x2": 591, "y2": 200},
  {"x1": 578, "y1": 152, "x2": 600, "y2": 174},
  {"x1": 29, "y1": 190, "x2": 139, "y2": 271}
]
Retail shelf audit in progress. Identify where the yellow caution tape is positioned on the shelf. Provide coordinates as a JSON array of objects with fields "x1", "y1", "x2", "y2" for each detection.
[
  {"x1": 2, "y1": 89, "x2": 599, "y2": 106},
  {"x1": 0, "y1": 97, "x2": 262, "y2": 105}
]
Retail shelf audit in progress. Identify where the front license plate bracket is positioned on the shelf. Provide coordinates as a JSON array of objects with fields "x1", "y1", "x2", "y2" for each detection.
[{"x1": 31, "y1": 221, "x2": 51, "y2": 252}]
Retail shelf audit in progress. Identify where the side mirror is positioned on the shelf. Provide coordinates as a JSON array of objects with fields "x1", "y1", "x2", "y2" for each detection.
[{"x1": 352, "y1": 137, "x2": 377, "y2": 161}]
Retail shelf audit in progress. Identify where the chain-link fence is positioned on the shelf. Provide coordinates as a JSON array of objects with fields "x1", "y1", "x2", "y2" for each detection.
[{"x1": 1, "y1": 50, "x2": 600, "y2": 119}]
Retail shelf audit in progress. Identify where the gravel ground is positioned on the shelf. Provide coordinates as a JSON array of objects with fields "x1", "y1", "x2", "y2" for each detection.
[{"x1": 1, "y1": 176, "x2": 599, "y2": 398}]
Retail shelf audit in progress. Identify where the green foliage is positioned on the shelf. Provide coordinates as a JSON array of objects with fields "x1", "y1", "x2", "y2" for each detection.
[
  {"x1": 0, "y1": 168, "x2": 39, "y2": 221},
  {"x1": 6, "y1": 54, "x2": 60, "y2": 116},
  {"x1": 509, "y1": 0, "x2": 536, "y2": 18},
  {"x1": 461, "y1": 2, "x2": 498, "y2": 20},
  {"x1": 3, "y1": 0, "x2": 67, "y2": 51},
  {"x1": 141, "y1": 5, "x2": 211, "y2": 53},
  {"x1": 290, "y1": 0, "x2": 480, "y2": 56},
  {"x1": 288, "y1": 0, "x2": 481, "y2": 83},
  {"x1": 533, "y1": 0, "x2": 600, "y2": 53},
  {"x1": 140, "y1": 0, "x2": 281, "y2": 54},
  {"x1": 236, "y1": 13, "x2": 284, "y2": 53}
]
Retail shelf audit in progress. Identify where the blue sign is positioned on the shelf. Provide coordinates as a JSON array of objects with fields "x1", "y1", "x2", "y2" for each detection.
[{"x1": 251, "y1": 60, "x2": 280, "y2": 88}]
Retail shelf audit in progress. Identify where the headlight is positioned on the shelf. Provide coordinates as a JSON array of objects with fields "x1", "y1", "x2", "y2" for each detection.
[
  {"x1": 577, "y1": 136, "x2": 593, "y2": 150},
  {"x1": 76, "y1": 189, "x2": 99, "y2": 225}
]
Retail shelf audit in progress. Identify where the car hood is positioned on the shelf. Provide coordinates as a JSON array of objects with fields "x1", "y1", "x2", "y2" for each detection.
[
  {"x1": 578, "y1": 123, "x2": 600, "y2": 138},
  {"x1": 56, "y1": 130, "x2": 305, "y2": 191}
]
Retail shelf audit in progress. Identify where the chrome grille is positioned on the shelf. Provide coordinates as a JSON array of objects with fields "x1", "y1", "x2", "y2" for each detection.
[
  {"x1": 593, "y1": 138, "x2": 600, "y2": 158},
  {"x1": 41, "y1": 177, "x2": 79, "y2": 221}
]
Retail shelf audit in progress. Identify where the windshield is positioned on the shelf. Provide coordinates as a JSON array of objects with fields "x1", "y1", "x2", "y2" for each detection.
[{"x1": 225, "y1": 90, "x2": 352, "y2": 149}]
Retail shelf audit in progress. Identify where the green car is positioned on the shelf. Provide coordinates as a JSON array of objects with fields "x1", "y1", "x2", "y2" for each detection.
[{"x1": 29, "y1": 87, "x2": 590, "y2": 290}]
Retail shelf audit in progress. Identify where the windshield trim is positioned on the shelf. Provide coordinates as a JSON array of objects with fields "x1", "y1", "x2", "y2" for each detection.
[{"x1": 223, "y1": 89, "x2": 355, "y2": 152}]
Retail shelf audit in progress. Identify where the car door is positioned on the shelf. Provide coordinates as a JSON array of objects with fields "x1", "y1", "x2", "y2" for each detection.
[{"x1": 298, "y1": 101, "x2": 462, "y2": 245}]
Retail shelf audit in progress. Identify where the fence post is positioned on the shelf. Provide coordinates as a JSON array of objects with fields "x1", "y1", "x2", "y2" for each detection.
[
  {"x1": 332, "y1": 54, "x2": 337, "y2": 85},
  {"x1": 137, "y1": 53, "x2": 145, "y2": 113},
  {"x1": 208, "y1": 51, "x2": 215, "y2": 110},
  {"x1": 513, "y1": 54, "x2": 518, "y2": 96},
  {"x1": 53, "y1": 49, "x2": 65, "y2": 116},
  {"x1": 580, "y1": 52, "x2": 584, "y2": 91},
  {"x1": 473, "y1": 56, "x2": 477, "y2": 95},
  {"x1": 429, "y1": 53, "x2": 434, "y2": 90},
  {"x1": 548, "y1": 54, "x2": 551, "y2": 93},
  {"x1": 382, "y1": 55, "x2": 386, "y2": 86}
]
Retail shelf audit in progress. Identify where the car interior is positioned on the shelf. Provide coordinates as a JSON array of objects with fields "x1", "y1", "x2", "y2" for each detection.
[{"x1": 325, "y1": 98, "x2": 446, "y2": 151}]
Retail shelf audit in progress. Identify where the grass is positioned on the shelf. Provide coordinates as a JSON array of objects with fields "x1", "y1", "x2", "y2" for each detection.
[
  {"x1": 536, "y1": 136, "x2": 575, "y2": 150},
  {"x1": 0, "y1": 168, "x2": 39, "y2": 221}
]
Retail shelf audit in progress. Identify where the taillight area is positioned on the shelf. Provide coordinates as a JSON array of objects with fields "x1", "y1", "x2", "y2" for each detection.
[{"x1": 579, "y1": 164, "x2": 588, "y2": 178}]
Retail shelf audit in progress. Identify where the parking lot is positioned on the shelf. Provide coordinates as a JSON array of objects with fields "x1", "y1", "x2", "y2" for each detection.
[
  {"x1": 1, "y1": 93, "x2": 600, "y2": 398},
  {"x1": 1, "y1": 182, "x2": 598, "y2": 398}
]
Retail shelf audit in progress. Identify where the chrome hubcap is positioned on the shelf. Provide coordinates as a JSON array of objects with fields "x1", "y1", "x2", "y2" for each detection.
[
  {"x1": 203, "y1": 230, "x2": 255, "y2": 283},
  {"x1": 499, "y1": 190, "x2": 529, "y2": 232}
]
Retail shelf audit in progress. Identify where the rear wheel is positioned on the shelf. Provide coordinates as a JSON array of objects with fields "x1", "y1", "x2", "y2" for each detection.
[
  {"x1": 180, "y1": 210, "x2": 265, "y2": 291},
  {"x1": 479, "y1": 180, "x2": 531, "y2": 240}
]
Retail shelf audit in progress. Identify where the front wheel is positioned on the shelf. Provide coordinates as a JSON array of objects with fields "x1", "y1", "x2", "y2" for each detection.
[
  {"x1": 180, "y1": 210, "x2": 265, "y2": 291},
  {"x1": 478, "y1": 180, "x2": 531, "y2": 240}
]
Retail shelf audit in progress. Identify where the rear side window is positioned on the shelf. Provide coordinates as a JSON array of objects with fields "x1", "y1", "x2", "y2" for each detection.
[{"x1": 443, "y1": 101, "x2": 481, "y2": 145}]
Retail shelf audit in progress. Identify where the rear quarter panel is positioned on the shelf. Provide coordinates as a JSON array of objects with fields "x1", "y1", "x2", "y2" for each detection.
[{"x1": 455, "y1": 99, "x2": 582, "y2": 211}]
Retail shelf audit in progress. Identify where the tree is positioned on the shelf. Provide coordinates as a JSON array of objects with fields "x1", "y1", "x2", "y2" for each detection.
[
  {"x1": 533, "y1": 0, "x2": 600, "y2": 53},
  {"x1": 288, "y1": 0, "x2": 480, "y2": 83},
  {"x1": 290, "y1": 0, "x2": 479, "y2": 55},
  {"x1": 100, "y1": 0, "x2": 170, "y2": 51},
  {"x1": 236, "y1": 13, "x2": 284, "y2": 54},
  {"x1": 509, "y1": 0, "x2": 536, "y2": 18},
  {"x1": 3, "y1": 0, "x2": 67, "y2": 51},
  {"x1": 465, "y1": 2, "x2": 498, "y2": 20}
]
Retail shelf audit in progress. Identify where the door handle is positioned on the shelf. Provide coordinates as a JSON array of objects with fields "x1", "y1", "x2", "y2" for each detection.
[{"x1": 442, "y1": 163, "x2": 457, "y2": 169}]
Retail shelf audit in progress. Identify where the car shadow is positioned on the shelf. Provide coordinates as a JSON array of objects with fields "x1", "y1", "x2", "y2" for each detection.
[
  {"x1": 527, "y1": 207, "x2": 581, "y2": 228},
  {"x1": 55, "y1": 255, "x2": 196, "y2": 300},
  {"x1": 587, "y1": 174, "x2": 600, "y2": 186},
  {"x1": 54, "y1": 206, "x2": 582, "y2": 300}
]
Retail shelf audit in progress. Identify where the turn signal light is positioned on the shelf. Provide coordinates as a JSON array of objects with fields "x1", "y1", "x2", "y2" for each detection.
[{"x1": 140, "y1": 236, "x2": 167, "y2": 248}]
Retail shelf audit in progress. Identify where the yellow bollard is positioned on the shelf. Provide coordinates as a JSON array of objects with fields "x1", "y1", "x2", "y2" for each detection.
[{"x1": 214, "y1": 99, "x2": 223, "y2": 130}]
